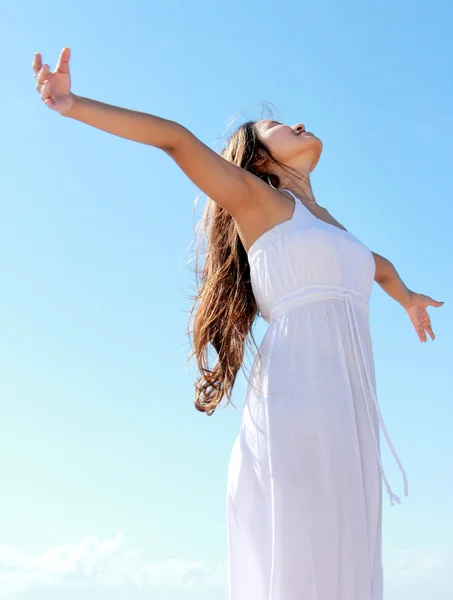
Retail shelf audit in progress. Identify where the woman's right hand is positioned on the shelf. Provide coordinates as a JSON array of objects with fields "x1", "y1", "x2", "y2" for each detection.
[{"x1": 32, "y1": 47, "x2": 74, "y2": 114}]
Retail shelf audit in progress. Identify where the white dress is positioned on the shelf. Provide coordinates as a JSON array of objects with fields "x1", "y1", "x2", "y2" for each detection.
[{"x1": 226, "y1": 190, "x2": 408, "y2": 600}]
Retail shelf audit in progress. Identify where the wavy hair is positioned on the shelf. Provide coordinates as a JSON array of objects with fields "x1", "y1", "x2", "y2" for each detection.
[{"x1": 187, "y1": 120, "x2": 292, "y2": 415}]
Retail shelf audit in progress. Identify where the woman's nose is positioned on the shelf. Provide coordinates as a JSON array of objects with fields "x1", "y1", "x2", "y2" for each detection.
[{"x1": 293, "y1": 124, "x2": 305, "y2": 134}]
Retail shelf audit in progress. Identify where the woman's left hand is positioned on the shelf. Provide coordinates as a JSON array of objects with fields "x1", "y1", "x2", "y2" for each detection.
[{"x1": 403, "y1": 292, "x2": 444, "y2": 342}]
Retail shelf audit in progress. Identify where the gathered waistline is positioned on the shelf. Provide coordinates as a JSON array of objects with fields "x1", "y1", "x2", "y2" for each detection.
[{"x1": 267, "y1": 283, "x2": 369, "y2": 322}]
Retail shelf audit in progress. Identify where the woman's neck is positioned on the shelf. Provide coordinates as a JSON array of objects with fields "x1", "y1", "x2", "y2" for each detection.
[{"x1": 279, "y1": 174, "x2": 316, "y2": 205}]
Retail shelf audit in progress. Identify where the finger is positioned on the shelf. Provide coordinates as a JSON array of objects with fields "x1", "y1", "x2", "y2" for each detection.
[
  {"x1": 35, "y1": 65, "x2": 50, "y2": 91},
  {"x1": 44, "y1": 97, "x2": 56, "y2": 110},
  {"x1": 421, "y1": 314, "x2": 434, "y2": 341},
  {"x1": 429, "y1": 298, "x2": 445, "y2": 307},
  {"x1": 416, "y1": 321, "x2": 427, "y2": 342},
  {"x1": 32, "y1": 52, "x2": 42, "y2": 75},
  {"x1": 40, "y1": 80, "x2": 52, "y2": 101},
  {"x1": 55, "y1": 47, "x2": 71, "y2": 73},
  {"x1": 422, "y1": 315, "x2": 432, "y2": 330}
]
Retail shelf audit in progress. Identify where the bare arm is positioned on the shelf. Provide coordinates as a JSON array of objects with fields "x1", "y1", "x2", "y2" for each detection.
[
  {"x1": 371, "y1": 252, "x2": 444, "y2": 341},
  {"x1": 322, "y1": 201, "x2": 445, "y2": 340},
  {"x1": 63, "y1": 96, "x2": 254, "y2": 215},
  {"x1": 371, "y1": 252, "x2": 412, "y2": 307},
  {"x1": 33, "y1": 48, "x2": 256, "y2": 218},
  {"x1": 321, "y1": 209, "x2": 445, "y2": 341},
  {"x1": 63, "y1": 94, "x2": 184, "y2": 150}
]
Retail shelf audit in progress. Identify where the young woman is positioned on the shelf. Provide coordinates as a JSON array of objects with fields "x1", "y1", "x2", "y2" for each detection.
[{"x1": 33, "y1": 47, "x2": 444, "y2": 600}]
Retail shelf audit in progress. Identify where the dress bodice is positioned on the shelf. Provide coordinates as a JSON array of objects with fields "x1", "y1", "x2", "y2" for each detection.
[{"x1": 247, "y1": 192, "x2": 376, "y2": 323}]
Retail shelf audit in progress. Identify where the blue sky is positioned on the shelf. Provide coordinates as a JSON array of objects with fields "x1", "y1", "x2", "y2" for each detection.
[{"x1": 1, "y1": 0, "x2": 452, "y2": 598}]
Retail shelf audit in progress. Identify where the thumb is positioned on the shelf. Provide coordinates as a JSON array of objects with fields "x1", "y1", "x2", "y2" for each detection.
[
  {"x1": 55, "y1": 47, "x2": 71, "y2": 73},
  {"x1": 429, "y1": 299, "x2": 445, "y2": 307}
]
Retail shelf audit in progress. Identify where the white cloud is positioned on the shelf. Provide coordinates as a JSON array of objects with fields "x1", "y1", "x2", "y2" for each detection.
[
  {"x1": 2, "y1": 537, "x2": 452, "y2": 600},
  {"x1": 0, "y1": 534, "x2": 228, "y2": 600},
  {"x1": 385, "y1": 547, "x2": 452, "y2": 583},
  {"x1": 384, "y1": 548, "x2": 453, "y2": 600}
]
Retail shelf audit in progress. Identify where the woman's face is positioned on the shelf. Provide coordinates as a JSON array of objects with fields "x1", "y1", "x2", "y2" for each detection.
[{"x1": 255, "y1": 120, "x2": 323, "y2": 171}]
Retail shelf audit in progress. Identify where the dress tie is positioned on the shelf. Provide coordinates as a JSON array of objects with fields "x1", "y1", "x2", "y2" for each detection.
[
  {"x1": 342, "y1": 290, "x2": 409, "y2": 505},
  {"x1": 267, "y1": 283, "x2": 409, "y2": 506}
]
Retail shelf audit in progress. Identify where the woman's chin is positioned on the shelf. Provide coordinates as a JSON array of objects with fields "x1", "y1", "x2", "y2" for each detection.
[{"x1": 309, "y1": 144, "x2": 323, "y2": 171}]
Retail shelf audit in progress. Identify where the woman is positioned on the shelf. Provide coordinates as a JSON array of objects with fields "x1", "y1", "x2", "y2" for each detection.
[{"x1": 32, "y1": 48, "x2": 444, "y2": 600}]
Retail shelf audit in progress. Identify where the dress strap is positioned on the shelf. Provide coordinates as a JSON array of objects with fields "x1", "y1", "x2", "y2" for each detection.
[{"x1": 279, "y1": 188, "x2": 301, "y2": 204}]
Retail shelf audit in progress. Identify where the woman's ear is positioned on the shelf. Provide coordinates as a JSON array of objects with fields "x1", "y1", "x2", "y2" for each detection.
[{"x1": 255, "y1": 152, "x2": 267, "y2": 166}]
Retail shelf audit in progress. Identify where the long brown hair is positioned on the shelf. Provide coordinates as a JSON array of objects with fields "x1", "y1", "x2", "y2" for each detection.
[{"x1": 187, "y1": 121, "x2": 289, "y2": 416}]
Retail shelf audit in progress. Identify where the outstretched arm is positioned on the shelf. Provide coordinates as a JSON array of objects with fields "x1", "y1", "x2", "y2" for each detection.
[
  {"x1": 320, "y1": 208, "x2": 445, "y2": 342},
  {"x1": 32, "y1": 48, "x2": 258, "y2": 219},
  {"x1": 372, "y1": 252, "x2": 412, "y2": 306},
  {"x1": 372, "y1": 252, "x2": 444, "y2": 342}
]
